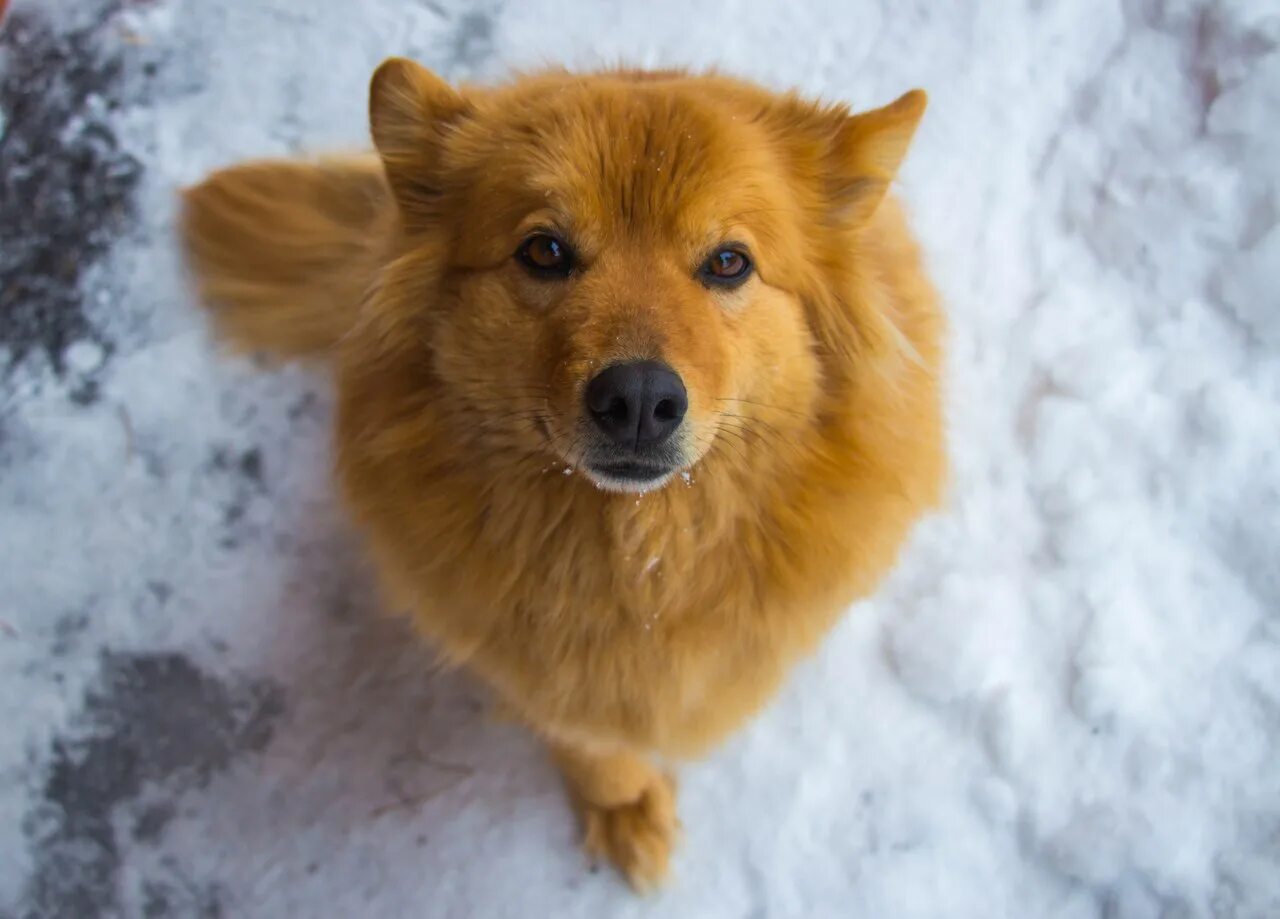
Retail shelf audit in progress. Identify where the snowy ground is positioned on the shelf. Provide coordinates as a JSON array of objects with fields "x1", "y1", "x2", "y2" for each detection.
[{"x1": 2, "y1": 0, "x2": 1278, "y2": 916}]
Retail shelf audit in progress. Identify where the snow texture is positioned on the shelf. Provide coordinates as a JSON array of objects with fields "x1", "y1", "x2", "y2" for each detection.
[{"x1": 2, "y1": 0, "x2": 1278, "y2": 916}]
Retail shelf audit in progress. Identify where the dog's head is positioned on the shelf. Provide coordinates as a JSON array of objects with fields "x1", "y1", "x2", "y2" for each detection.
[{"x1": 364, "y1": 60, "x2": 925, "y2": 494}]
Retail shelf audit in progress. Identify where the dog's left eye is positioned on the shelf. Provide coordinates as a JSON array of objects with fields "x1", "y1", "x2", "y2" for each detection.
[
  {"x1": 516, "y1": 233, "x2": 573, "y2": 278},
  {"x1": 699, "y1": 247, "x2": 753, "y2": 287}
]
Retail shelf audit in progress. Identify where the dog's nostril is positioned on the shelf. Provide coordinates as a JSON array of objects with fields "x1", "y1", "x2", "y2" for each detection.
[
  {"x1": 606, "y1": 397, "x2": 629, "y2": 422},
  {"x1": 653, "y1": 398, "x2": 677, "y2": 421}
]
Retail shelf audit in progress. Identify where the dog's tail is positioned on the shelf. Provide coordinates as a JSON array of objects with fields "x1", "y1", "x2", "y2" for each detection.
[{"x1": 180, "y1": 155, "x2": 389, "y2": 359}]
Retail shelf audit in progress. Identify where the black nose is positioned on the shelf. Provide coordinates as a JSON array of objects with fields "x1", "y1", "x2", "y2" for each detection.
[{"x1": 585, "y1": 360, "x2": 688, "y2": 449}]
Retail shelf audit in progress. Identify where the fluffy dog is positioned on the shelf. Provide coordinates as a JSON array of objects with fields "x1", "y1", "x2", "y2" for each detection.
[{"x1": 182, "y1": 59, "x2": 945, "y2": 890}]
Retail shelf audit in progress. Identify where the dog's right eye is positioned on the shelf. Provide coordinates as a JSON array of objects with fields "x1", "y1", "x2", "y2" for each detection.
[{"x1": 516, "y1": 234, "x2": 573, "y2": 278}]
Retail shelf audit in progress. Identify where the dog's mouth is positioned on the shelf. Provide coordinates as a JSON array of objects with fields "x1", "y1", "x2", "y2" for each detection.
[
  {"x1": 582, "y1": 460, "x2": 678, "y2": 493},
  {"x1": 533, "y1": 413, "x2": 692, "y2": 494}
]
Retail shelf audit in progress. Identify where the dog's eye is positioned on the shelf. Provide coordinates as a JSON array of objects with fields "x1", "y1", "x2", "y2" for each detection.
[
  {"x1": 516, "y1": 233, "x2": 573, "y2": 278},
  {"x1": 699, "y1": 247, "x2": 753, "y2": 287}
]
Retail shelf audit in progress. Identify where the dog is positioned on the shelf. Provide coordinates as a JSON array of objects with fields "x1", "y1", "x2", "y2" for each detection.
[{"x1": 181, "y1": 59, "x2": 945, "y2": 890}]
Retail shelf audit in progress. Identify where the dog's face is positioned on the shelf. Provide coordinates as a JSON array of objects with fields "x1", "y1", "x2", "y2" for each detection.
[{"x1": 368, "y1": 62, "x2": 923, "y2": 493}]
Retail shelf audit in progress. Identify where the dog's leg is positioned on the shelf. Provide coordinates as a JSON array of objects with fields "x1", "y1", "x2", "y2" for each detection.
[{"x1": 551, "y1": 741, "x2": 679, "y2": 891}]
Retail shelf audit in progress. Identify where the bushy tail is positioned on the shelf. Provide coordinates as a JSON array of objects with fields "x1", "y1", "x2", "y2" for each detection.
[{"x1": 180, "y1": 155, "x2": 389, "y2": 359}]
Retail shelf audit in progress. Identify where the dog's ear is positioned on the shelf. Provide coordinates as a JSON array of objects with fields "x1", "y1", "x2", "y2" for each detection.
[
  {"x1": 824, "y1": 90, "x2": 926, "y2": 224},
  {"x1": 369, "y1": 57, "x2": 470, "y2": 221}
]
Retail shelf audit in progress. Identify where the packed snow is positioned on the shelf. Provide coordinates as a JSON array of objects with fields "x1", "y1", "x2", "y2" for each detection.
[{"x1": 1, "y1": 0, "x2": 1277, "y2": 916}]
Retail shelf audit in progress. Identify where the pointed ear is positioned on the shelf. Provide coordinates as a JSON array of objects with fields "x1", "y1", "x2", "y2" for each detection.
[
  {"x1": 369, "y1": 57, "x2": 470, "y2": 216},
  {"x1": 827, "y1": 89, "x2": 927, "y2": 224}
]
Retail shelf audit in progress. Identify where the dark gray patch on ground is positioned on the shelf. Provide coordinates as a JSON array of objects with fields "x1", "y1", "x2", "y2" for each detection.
[
  {"x1": 17, "y1": 651, "x2": 284, "y2": 919},
  {"x1": 0, "y1": 3, "x2": 142, "y2": 375},
  {"x1": 131, "y1": 801, "x2": 175, "y2": 845},
  {"x1": 50, "y1": 611, "x2": 91, "y2": 657},
  {"x1": 450, "y1": 10, "x2": 494, "y2": 68},
  {"x1": 139, "y1": 872, "x2": 225, "y2": 919},
  {"x1": 145, "y1": 580, "x2": 173, "y2": 607},
  {"x1": 207, "y1": 444, "x2": 267, "y2": 549},
  {"x1": 435, "y1": 3, "x2": 502, "y2": 80},
  {"x1": 286, "y1": 390, "x2": 321, "y2": 423},
  {"x1": 208, "y1": 445, "x2": 266, "y2": 490},
  {"x1": 68, "y1": 377, "x2": 103, "y2": 407}
]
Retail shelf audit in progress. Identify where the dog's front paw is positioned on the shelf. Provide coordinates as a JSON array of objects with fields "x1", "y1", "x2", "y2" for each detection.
[{"x1": 580, "y1": 773, "x2": 679, "y2": 892}]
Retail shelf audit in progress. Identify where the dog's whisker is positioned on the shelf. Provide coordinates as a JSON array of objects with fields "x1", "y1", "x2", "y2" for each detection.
[
  {"x1": 715, "y1": 411, "x2": 790, "y2": 443},
  {"x1": 710, "y1": 421, "x2": 809, "y2": 465},
  {"x1": 714, "y1": 397, "x2": 812, "y2": 420},
  {"x1": 704, "y1": 427, "x2": 753, "y2": 466}
]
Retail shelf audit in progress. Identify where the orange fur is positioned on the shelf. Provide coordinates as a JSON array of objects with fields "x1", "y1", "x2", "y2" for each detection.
[
  {"x1": 181, "y1": 60, "x2": 945, "y2": 890},
  {"x1": 182, "y1": 155, "x2": 390, "y2": 359}
]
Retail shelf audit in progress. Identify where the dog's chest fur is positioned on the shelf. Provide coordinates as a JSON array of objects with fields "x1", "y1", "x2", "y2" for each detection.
[{"x1": 343, "y1": 442, "x2": 855, "y2": 755}]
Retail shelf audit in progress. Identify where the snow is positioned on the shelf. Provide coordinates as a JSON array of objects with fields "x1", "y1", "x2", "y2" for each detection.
[{"x1": 2, "y1": 0, "x2": 1278, "y2": 916}]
